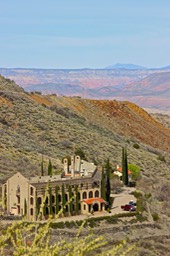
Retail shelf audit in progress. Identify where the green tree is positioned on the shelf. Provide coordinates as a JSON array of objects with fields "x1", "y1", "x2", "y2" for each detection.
[
  {"x1": 75, "y1": 185, "x2": 79, "y2": 215},
  {"x1": 41, "y1": 154, "x2": 44, "y2": 176},
  {"x1": 104, "y1": 159, "x2": 112, "y2": 206},
  {"x1": 122, "y1": 147, "x2": 129, "y2": 186},
  {"x1": 68, "y1": 185, "x2": 73, "y2": 215},
  {"x1": 74, "y1": 148, "x2": 87, "y2": 160},
  {"x1": 101, "y1": 168, "x2": 106, "y2": 201},
  {"x1": 48, "y1": 159, "x2": 52, "y2": 176},
  {"x1": 62, "y1": 155, "x2": 71, "y2": 166},
  {"x1": 49, "y1": 187, "x2": 52, "y2": 215},
  {"x1": 24, "y1": 198, "x2": 27, "y2": 216},
  {"x1": 128, "y1": 163, "x2": 141, "y2": 180},
  {"x1": 55, "y1": 186, "x2": 59, "y2": 214},
  {"x1": 36, "y1": 198, "x2": 40, "y2": 217},
  {"x1": 3, "y1": 186, "x2": 7, "y2": 210},
  {"x1": 62, "y1": 184, "x2": 66, "y2": 214}
]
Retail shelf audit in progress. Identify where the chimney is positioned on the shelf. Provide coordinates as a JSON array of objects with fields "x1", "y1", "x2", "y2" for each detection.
[
  {"x1": 63, "y1": 158, "x2": 68, "y2": 175},
  {"x1": 75, "y1": 155, "x2": 81, "y2": 173}
]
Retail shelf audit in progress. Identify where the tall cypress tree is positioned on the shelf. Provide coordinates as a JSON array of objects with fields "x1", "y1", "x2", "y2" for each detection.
[
  {"x1": 122, "y1": 147, "x2": 125, "y2": 184},
  {"x1": 41, "y1": 154, "x2": 44, "y2": 176},
  {"x1": 48, "y1": 159, "x2": 52, "y2": 176},
  {"x1": 75, "y1": 185, "x2": 79, "y2": 215},
  {"x1": 122, "y1": 146, "x2": 129, "y2": 186},
  {"x1": 49, "y1": 187, "x2": 52, "y2": 215},
  {"x1": 124, "y1": 147, "x2": 129, "y2": 185},
  {"x1": 101, "y1": 168, "x2": 106, "y2": 200},
  {"x1": 68, "y1": 185, "x2": 73, "y2": 215},
  {"x1": 24, "y1": 198, "x2": 27, "y2": 216},
  {"x1": 105, "y1": 159, "x2": 111, "y2": 206},
  {"x1": 55, "y1": 186, "x2": 59, "y2": 214},
  {"x1": 62, "y1": 184, "x2": 66, "y2": 214}
]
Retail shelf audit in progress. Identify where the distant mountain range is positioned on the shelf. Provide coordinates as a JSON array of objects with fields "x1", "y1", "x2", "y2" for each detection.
[
  {"x1": 0, "y1": 64, "x2": 170, "y2": 111},
  {"x1": 105, "y1": 63, "x2": 170, "y2": 70},
  {"x1": 105, "y1": 63, "x2": 147, "y2": 70}
]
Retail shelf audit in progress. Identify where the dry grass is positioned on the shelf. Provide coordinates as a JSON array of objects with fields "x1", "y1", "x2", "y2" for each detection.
[
  {"x1": 0, "y1": 75, "x2": 170, "y2": 226},
  {"x1": 0, "y1": 75, "x2": 170, "y2": 180}
]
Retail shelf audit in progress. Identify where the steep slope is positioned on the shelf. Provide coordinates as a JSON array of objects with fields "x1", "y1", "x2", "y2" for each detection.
[
  {"x1": 48, "y1": 96, "x2": 170, "y2": 152},
  {"x1": 0, "y1": 75, "x2": 170, "y2": 184}
]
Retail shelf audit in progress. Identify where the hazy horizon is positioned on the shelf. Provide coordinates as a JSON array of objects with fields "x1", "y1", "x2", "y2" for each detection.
[{"x1": 1, "y1": 1, "x2": 170, "y2": 69}]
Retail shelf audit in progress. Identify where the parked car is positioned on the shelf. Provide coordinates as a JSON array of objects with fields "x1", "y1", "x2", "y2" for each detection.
[
  {"x1": 121, "y1": 204, "x2": 136, "y2": 211},
  {"x1": 129, "y1": 200, "x2": 136, "y2": 206}
]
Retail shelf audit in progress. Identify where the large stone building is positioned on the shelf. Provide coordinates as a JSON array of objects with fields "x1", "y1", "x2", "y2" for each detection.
[{"x1": 2, "y1": 156, "x2": 106, "y2": 220}]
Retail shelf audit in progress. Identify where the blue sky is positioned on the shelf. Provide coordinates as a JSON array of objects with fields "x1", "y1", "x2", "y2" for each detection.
[{"x1": 0, "y1": 0, "x2": 170, "y2": 68}]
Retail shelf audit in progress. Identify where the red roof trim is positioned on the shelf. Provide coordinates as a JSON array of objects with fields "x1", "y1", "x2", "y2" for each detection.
[
  {"x1": 117, "y1": 167, "x2": 132, "y2": 175},
  {"x1": 82, "y1": 198, "x2": 106, "y2": 205}
]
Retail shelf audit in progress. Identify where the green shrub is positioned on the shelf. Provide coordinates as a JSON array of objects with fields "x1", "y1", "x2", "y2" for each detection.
[
  {"x1": 144, "y1": 193, "x2": 152, "y2": 200},
  {"x1": 131, "y1": 191, "x2": 142, "y2": 198},
  {"x1": 106, "y1": 216, "x2": 118, "y2": 224},
  {"x1": 128, "y1": 163, "x2": 141, "y2": 180},
  {"x1": 50, "y1": 221, "x2": 65, "y2": 229},
  {"x1": 157, "y1": 155, "x2": 166, "y2": 162},
  {"x1": 133, "y1": 143, "x2": 140, "y2": 149},
  {"x1": 152, "y1": 213, "x2": 159, "y2": 221},
  {"x1": 136, "y1": 214, "x2": 148, "y2": 222}
]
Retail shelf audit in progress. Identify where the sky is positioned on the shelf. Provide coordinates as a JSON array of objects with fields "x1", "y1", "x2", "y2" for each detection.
[{"x1": 0, "y1": 0, "x2": 170, "y2": 69}]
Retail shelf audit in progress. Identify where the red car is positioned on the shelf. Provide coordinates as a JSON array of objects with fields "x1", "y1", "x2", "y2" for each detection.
[{"x1": 121, "y1": 204, "x2": 136, "y2": 211}]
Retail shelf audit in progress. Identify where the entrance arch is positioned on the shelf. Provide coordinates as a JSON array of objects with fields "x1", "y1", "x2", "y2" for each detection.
[{"x1": 93, "y1": 203, "x2": 99, "y2": 212}]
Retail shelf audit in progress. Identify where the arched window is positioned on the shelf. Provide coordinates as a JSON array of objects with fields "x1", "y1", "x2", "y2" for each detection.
[
  {"x1": 65, "y1": 205, "x2": 69, "y2": 212},
  {"x1": 52, "y1": 195, "x2": 55, "y2": 204},
  {"x1": 37, "y1": 197, "x2": 42, "y2": 205},
  {"x1": 82, "y1": 192, "x2": 87, "y2": 199},
  {"x1": 30, "y1": 197, "x2": 34, "y2": 205},
  {"x1": 58, "y1": 194, "x2": 61, "y2": 202},
  {"x1": 45, "y1": 197, "x2": 48, "y2": 205},
  {"x1": 30, "y1": 208, "x2": 33, "y2": 215},
  {"x1": 45, "y1": 207, "x2": 49, "y2": 215},
  {"x1": 89, "y1": 191, "x2": 93, "y2": 198},
  {"x1": 95, "y1": 190, "x2": 99, "y2": 198},
  {"x1": 30, "y1": 187, "x2": 34, "y2": 196},
  {"x1": 36, "y1": 197, "x2": 41, "y2": 214},
  {"x1": 65, "y1": 194, "x2": 68, "y2": 201},
  {"x1": 52, "y1": 206, "x2": 55, "y2": 214}
]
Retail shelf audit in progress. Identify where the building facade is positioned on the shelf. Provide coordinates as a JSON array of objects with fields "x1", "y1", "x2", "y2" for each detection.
[{"x1": 2, "y1": 156, "x2": 106, "y2": 220}]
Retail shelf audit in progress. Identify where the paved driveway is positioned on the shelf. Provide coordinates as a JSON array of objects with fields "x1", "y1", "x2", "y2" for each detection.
[{"x1": 110, "y1": 187, "x2": 136, "y2": 214}]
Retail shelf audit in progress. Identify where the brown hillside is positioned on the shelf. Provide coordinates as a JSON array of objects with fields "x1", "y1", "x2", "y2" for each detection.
[
  {"x1": 0, "y1": 75, "x2": 170, "y2": 183},
  {"x1": 49, "y1": 96, "x2": 170, "y2": 153}
]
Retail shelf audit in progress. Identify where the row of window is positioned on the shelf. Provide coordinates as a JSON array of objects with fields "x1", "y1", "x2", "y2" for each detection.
[
  {"x1": 30, "y1": 203, "x2": 82, "y2": 216},
  {"x1": 35, "y1": 190, "x2": 100, "y2": 206},
  {"x1": 30, "y1": 183, "x2": 99, "y2": 197}
]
